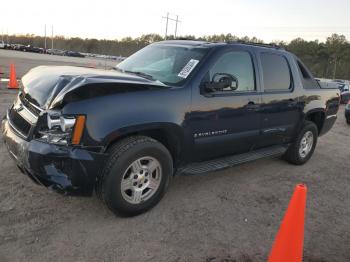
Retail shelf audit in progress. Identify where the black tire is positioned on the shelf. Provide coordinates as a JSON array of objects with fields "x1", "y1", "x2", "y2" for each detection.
[
  {"x1": 96, "y1": 136, "x2": 173, "y2": 216},
  {"x1": 347, "y1": 119, "x2": 350, "y2": 125},
  {"x1": 283, "y1": 121, "x2": 318, "y2": 165}
]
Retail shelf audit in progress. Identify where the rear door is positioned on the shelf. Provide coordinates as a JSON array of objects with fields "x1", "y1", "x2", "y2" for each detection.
[{"x1": 257, "y1": 51, "x2": 301, "y2": 147}]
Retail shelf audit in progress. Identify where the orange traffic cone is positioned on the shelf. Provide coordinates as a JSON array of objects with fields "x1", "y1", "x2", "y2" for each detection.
[
  {"x1": 268, "y1": 184, "x2": 307, "y2": 262},
  {"x1": 8, "y1": 63, "x2": 19, "y2": 89}
]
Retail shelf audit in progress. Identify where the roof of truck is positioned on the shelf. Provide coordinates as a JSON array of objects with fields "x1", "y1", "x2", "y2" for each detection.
[{"x1": 158, "y1": 40, "x2": 284, "y2": 51}]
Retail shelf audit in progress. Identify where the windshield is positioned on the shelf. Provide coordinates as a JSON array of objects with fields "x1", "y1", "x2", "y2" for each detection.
[{"x1": 116, "y1": 44, "x2": 210, "y2": 85}]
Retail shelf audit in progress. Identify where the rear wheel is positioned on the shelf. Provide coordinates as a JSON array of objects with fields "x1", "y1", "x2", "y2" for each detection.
[
  {"x1": 284, "y1": 121, "x2": 318, "y2": 165},
  {"x1": 97, "y1": 136, "x2": 173, "y2": 216},
  {"x1": 347, "y1": 119, "x2": 350, "y2": 125}
]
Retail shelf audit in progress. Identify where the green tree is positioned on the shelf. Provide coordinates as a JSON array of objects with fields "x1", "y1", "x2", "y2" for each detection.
[{"x1": 6, "y1": 33, "x2": 350, "y2": 80}]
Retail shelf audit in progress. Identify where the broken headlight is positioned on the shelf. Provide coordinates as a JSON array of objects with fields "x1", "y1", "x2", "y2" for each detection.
[{"x1": 37, "y1": 112, "x2": 85, "y2": 145}]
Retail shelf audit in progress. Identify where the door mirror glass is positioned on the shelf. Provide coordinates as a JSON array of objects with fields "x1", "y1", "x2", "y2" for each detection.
[{"x1": 205, "y1": 73, "x2": 239, "y2": 92}]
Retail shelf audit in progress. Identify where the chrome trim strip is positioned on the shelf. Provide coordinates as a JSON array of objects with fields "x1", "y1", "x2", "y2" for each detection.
[
  {"x1": 19, "y1": 94, "x2": 43, "y2": 113},
  {"x1": 27, "y1": 100, "x2": 43, "y2": 112},
  {"x1": 326, "y1": 114, "x2": 337, "y2": 119},
  {"x1": 18, "y1": 104, "x2": 38, "y2": 124},
  {"x1": 24, "y1": 104, "x2": 39, "y2": 118},
  {"x1": 8, "y1": 148, "x2": 18, "y2": 161},
  {"x1": 15, "y1": 95, "x2": 39, "y2": 124}
]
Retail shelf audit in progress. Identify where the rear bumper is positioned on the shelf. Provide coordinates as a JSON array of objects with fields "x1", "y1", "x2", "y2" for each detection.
[
  {"x1": 2, "y1": 116, "x2": 107, "y2": 196},
  {"x1": 340, "y1": 93, "x2": 350, "y2": 104},
  {"x1": 319, "y1": 114, "x2": 337, "y2": 136}
]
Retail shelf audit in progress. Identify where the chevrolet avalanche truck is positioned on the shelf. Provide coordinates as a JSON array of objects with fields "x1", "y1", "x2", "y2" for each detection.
[{"x1": 2, "y1": 41, "x2": 340, "y2": 216}]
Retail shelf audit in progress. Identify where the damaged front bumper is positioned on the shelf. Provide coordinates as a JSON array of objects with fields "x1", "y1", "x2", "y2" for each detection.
[{"x1": 1, "y1": 116, "x2": 107, "y2": 196}]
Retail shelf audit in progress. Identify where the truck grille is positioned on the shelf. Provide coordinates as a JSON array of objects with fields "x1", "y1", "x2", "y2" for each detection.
[
  {"x1": 19, "y1": 93, "x2": 42, "y2": 116},
  {"x1": 8, "y1": 107, "x2": 32, "y2": 137}
]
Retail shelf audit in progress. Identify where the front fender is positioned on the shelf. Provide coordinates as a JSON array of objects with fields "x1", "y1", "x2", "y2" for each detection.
[
  {"x1": 61, "y1": 86, "x2": 191, "y2": 148},
  {"x1": 102, "y1": 122, "x2": 186, "y2": 148}
]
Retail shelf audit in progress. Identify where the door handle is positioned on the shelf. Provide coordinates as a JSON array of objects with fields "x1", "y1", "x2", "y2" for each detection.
[
  {"x1": 246, "y1": 101, "x2": 260, "y2": 110},
  {"x1": 288, "y1": 98, "x2": 298, "y2": 107}
]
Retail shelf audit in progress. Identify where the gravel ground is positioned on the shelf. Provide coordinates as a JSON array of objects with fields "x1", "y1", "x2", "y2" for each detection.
[{"x1": 0, "y1": 85, "x2": 349, "y2": 260}]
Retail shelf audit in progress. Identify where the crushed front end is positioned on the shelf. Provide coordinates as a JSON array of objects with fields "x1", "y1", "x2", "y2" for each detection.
[{"x1": 1, "y1": 93, "x2": 106, "y2": 196}]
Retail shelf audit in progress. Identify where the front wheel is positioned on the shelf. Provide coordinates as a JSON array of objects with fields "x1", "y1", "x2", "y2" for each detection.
[
  {"x1": 283, "y1": 121, "x2": 318, "y2": 165},
  {"x1": 97, "y1": 136, "x2": 173, "y2": 216}
]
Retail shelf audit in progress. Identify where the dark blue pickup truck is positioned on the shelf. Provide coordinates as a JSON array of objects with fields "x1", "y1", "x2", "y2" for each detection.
[{"x1": 2, "y1": 40, "x2": 340, "y2": 216}]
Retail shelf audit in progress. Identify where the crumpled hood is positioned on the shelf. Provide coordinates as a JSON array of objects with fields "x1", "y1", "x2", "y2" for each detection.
[{"x1": 21, "y1": 66, "x2": 166, "y2": 109}]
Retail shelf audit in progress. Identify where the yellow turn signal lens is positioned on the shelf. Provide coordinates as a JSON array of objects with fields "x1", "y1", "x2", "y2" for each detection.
[{"x1": 72, "y1": 116, "x2": 86, "y2": 145}]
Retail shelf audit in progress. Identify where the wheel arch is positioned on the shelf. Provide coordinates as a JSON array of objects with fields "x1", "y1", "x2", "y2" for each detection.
[
  {"x1": 103, "y1": 123, "x2": 185, "y2": 166},
  {"x1": 304, "y1": 109, "x2": 326, "y2": 135}
]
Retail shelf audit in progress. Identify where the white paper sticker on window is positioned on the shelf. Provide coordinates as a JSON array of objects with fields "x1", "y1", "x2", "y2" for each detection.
[{"x1": 178, "y1": 59, "x2": 199, "y2": 79}]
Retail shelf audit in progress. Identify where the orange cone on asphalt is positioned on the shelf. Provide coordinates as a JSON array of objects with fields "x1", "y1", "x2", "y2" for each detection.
[
  {"x1": 8, "y1": 63, "x2": 19, "y2": 89},
  {"x1": 268, "y1": 184, "x2": 307, "y2": 262}
]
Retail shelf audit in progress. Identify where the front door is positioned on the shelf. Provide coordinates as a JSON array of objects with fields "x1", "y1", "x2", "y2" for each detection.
[{"x1": 188, "y1": 48, "x2": 262, "y2": 161}]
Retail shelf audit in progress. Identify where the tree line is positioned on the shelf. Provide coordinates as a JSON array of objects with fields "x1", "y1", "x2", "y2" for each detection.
[{"x1": 4, "y1": 33, "x2": 350, "y2": 80}]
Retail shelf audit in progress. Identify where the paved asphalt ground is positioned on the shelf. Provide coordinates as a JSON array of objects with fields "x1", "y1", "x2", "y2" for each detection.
[
  {"x1": 0, "y1": 49, "x2": 117, "y2": 79},
  {"x1": 0, "y1": 50, "x2": 349, "y2": 262}
]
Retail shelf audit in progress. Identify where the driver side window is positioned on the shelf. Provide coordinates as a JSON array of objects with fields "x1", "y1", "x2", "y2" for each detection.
[{"x1": 206, "y1": 51, "x2": 256, "y2": 92}]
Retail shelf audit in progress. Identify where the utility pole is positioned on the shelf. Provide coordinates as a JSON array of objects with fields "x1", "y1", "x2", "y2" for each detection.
[
  {"x1": 1, "y1": 29, "x2": 3, "y2": 42},
  {"x1": 44, "y1": 24, "x2": 47, "y2": 50},
  {"x1": 175, "y1": 15, "x2": 179, "y2": 38},
  {"x1": 6, "y1": 29, "x2": 9, "y2": 44},
  {"x1": 162, "y1": 13, "x2": 181, "y2": 39},
  {"x1": 162, "y1": 12, "x2": 169, "y2": 39},
  {"x1": 51, "y1": 25, "x2": 54, "y2": 50}
]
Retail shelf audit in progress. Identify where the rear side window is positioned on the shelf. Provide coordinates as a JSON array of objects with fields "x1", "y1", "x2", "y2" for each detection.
[
  {"x1": 296, "y1": 59, "x2": 319, "y2": 89},
  {"x1": 261, "y1": 53, "x2": 292, "y2": 91}
]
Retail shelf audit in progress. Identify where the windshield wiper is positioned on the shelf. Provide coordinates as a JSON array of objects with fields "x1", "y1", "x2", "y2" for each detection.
[
  {"x1": 114, "y1": 67, "x2": 165, "y2": 84},
  {"x1": 123, "y1": 70, "x2": 156, "y2": 81}
]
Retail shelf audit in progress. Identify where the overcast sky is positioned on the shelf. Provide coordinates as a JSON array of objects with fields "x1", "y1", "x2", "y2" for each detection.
[{"x1": 1, "y1": 0, "x2": 350, "y2": 42}]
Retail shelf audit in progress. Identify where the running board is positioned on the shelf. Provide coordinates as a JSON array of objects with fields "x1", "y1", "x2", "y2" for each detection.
[{"x1": 177, "y1": 145, "x2": 288, "y2": 175}]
